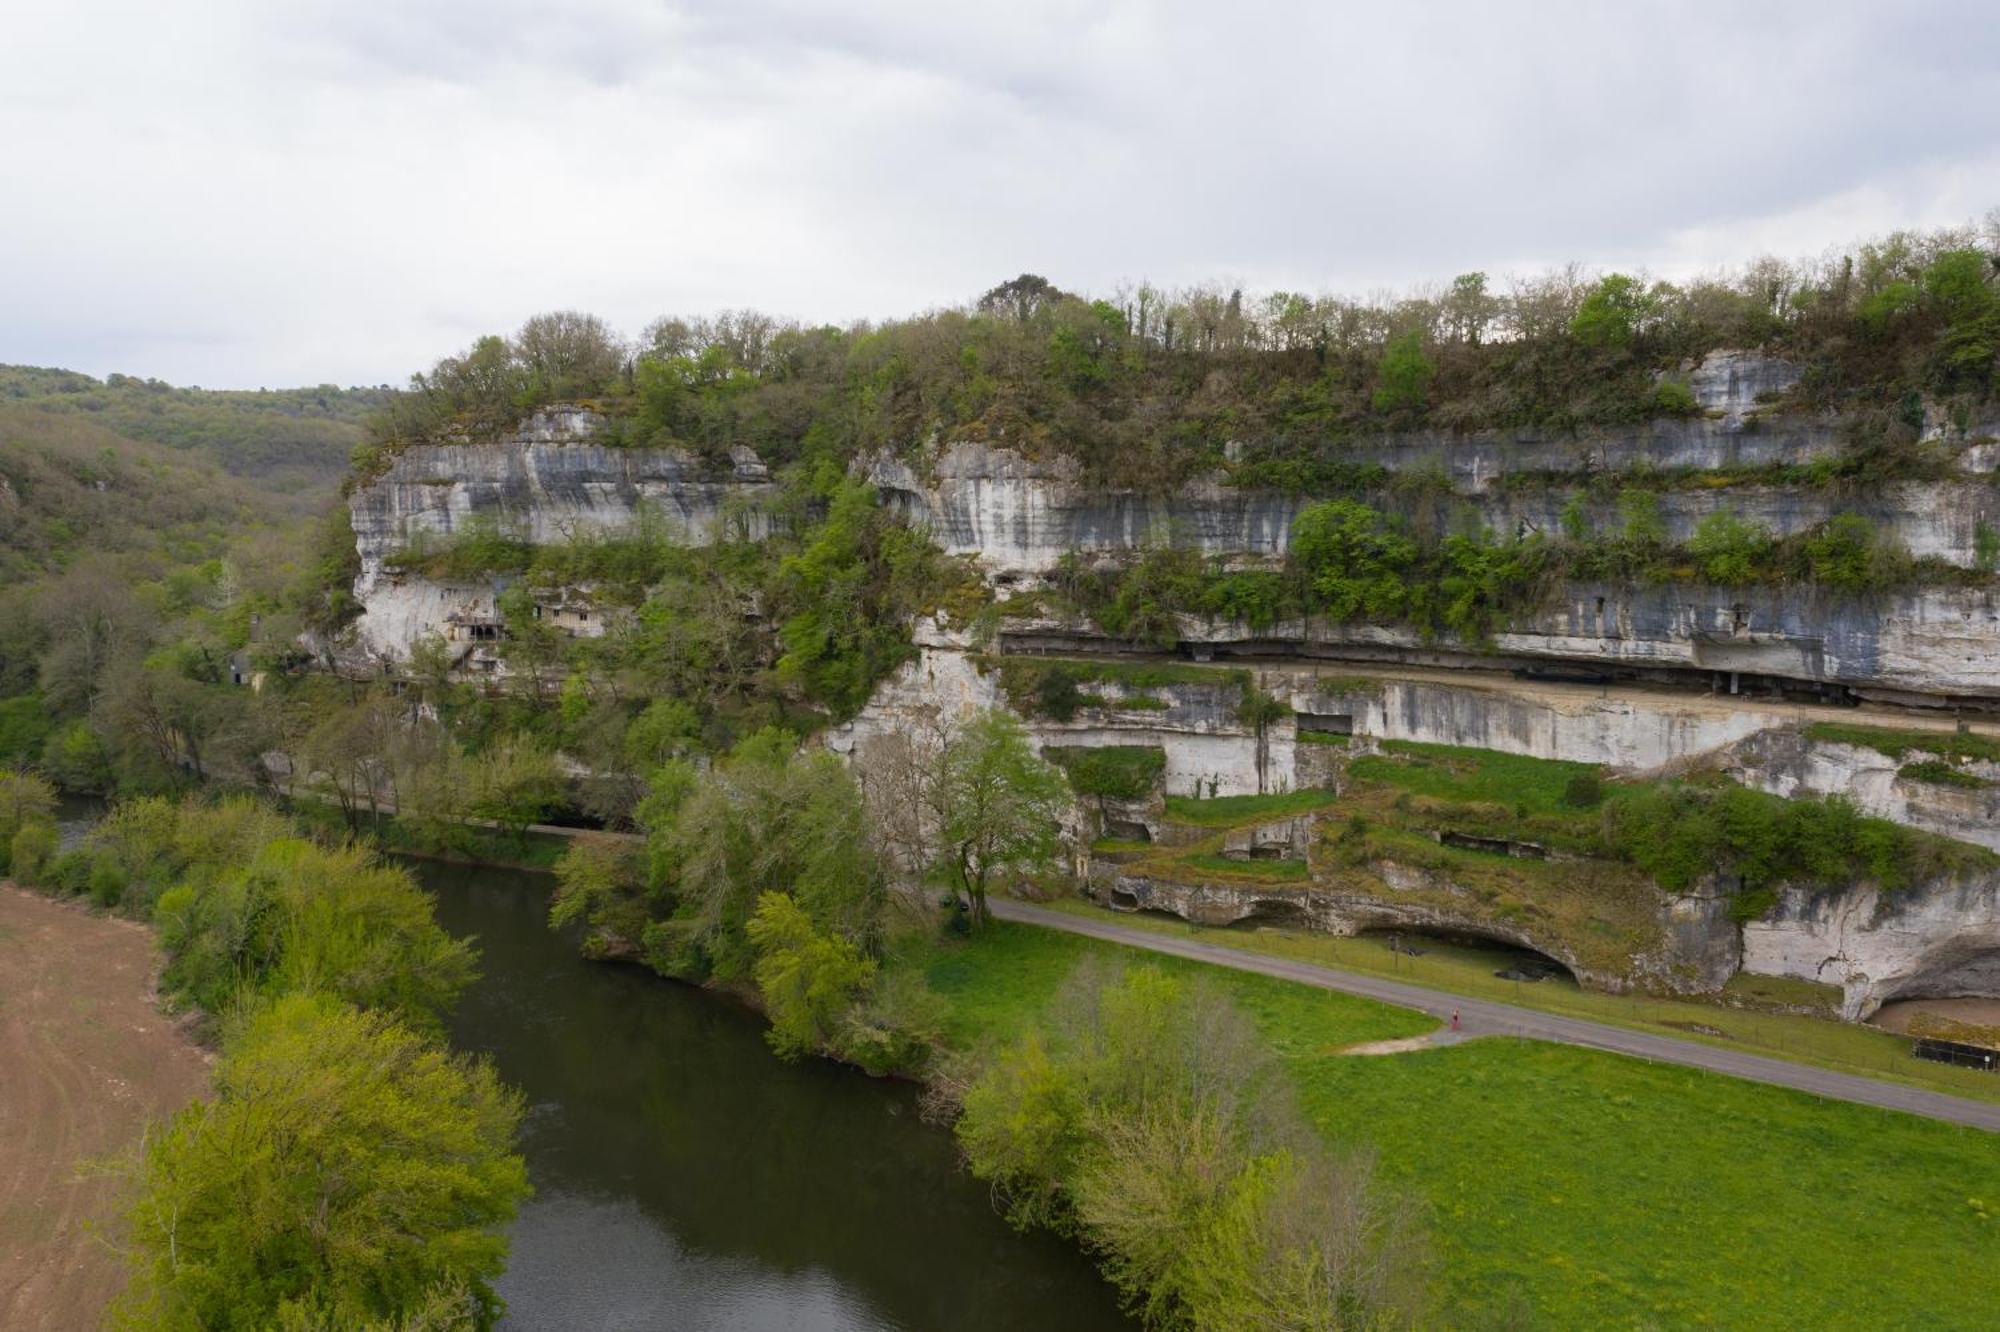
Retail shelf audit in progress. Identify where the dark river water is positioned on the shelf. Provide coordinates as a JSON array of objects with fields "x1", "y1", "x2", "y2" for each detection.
[{"x1": 420, "y1": 859, "x2": 1132, "y2": 1332}]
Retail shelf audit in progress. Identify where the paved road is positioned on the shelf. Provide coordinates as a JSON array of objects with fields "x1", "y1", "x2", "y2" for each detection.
[{"x1": 990, "y1": 899, "x2": 2000, "y2": 1133}]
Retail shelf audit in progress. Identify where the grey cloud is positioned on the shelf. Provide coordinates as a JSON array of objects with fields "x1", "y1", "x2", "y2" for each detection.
[{"x1": 0, "y1": 0, "x2": 1994, "y2": 388}]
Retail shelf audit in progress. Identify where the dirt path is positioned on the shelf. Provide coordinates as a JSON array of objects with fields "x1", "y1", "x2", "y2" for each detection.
[
  {"x1": 991, "y1": 898, "x2": 2000, "y2": 1133},
  {"x1": 0, "y1": 885, "x2": 209, "y2": 1331}
]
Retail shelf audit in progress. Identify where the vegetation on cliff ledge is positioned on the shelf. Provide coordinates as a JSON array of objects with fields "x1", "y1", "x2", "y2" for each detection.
[{"x1": 356, "y1": 224, "x2": 1998, "y2": 495}]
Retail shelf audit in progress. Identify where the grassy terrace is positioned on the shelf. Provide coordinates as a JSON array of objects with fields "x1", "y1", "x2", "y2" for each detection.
[
  {"x1": 1037, "y1": 897, "x2": 2000, "y2": 1105},
  {"x1": 903, "y1": 919, "x2": 2000, "y2": 1330},
  {"x1": 1160, "y1": 787, "x2": 1341, "y2": 826},
  {"x1": 1804, "y1": 720, "x2": 2000, "y2": 763}
]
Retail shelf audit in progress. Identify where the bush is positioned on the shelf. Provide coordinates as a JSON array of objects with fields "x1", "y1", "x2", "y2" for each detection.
[
  {"x1": 953, "y1": 961, "x2": 1428, "y2": 1328},
  {"x1": 42, "y1": 847, "x2": 92, "y2": 896},
  {"x1": 1653, "y1": 378, "x2": 1700, "y2": 415},
  {"x1": 745, "y1": 892, "x2": 877, "y2": 1061},
  {"x1": 114, "y1": 992, "x2": 528, "y2": 1330},
  {"x1": 157, "y1": 837, "x2": 477, "y2": 1033},
  {"x1": 1561, "y1": 773, "x2": 1605, "y2": 809},
  {"x1": 1045, "y1": 745, "x2": 1166, "y2": 800},
  {"x1": 0, "y1": 769, "x2": 58, "y2": 873},
  {"x1": 9, "y1": 819, "x2": 58, "y2": 887},
  {"x1": 841, "y1": 966, "x2": 947, "y2": 1077},
  {"x1": 1687, "y1": 510, "x2": 1772, "y2": 586},
  {"x1": 87, "y1": 852, "x2": 127, "y2": 908}
]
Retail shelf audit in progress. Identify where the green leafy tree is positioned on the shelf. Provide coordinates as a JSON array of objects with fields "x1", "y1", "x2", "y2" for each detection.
[
  {"x1": 1288, "y1": 500, "x2": 1418, "y2": 623},
  {"x1": 643, "y1": 734, "x2": 885, "y2": 979},
  {"x1": 745, "y1": 892, "x2": 878, "y2": 1060},
  {"x1": 466, "y1": 734, "x2": 565, "y2": 848},
  {"x1": 936, "y1": 709, "x2": 1068, "y2": 925},
  {"x1": 0, "y1": 768, "x2": 58, "y2": 874},
  {"x1": 1371, "y1": 331, "x2": 1435, "y2": 414},
  {"x1": 116, "y1": 993, "x2": 528, "y2": 1331},
  {"x1": 1570, "y1": 273, "x2": 1654, "y2": 349},
  {"x1": 1687, "y1": 510, "x2": 1771, "y2": 585},
  {"x1": 154, "y1": 836, "x2": 477, "y2": 1032}
]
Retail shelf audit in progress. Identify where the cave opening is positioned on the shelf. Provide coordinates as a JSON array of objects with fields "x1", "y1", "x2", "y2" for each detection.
[
  {"x1": 1868, "y1": 946, "x2": 2000, "y2": 1039},
  {"x1": 1102, "y1": 819, "x2": 1152, "y2": 844},
  {"x1": 1356, "y1": 925, "x2": 1576, "y2": 984},
  {"x1": 1234, "y1": 897, "x2": 1311, "y2": 929}
]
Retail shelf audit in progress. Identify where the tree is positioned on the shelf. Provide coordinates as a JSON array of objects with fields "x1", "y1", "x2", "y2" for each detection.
[
  {"x1": 1289, "y1": 500, "x2": 1418, "y2": 623},
  {"x1": 953, "y1": 961, "x2": 1428, "y2": 1330},
  {"x1": 978, "y1": 273, "x2": 1069, "y2": 322},
  {"x1": 512, "y1": 310, "x2": 624, "y2": 401},
  {"x1": 745, "y1": 892, "x2": 878, "y2": 1060},
  {"x1": 1687, "y1": 510, "x2": 1771, "y2": 585},
  {"x1": 116, "y1": 993, "x2": 528, "y2": 1331},
  {"x1": 1371, "y1": 331, "x2": 1434, "y2": 414},
  {"x1": 153, "y1": 834, "x2": 477, "y2": 1031},
  {"x1": 305, "y1": 695, "x2": 396, "y2": 832},
  {"x1": 1570, "y1": 273, "x2": 1654, "y2": 349},
  {"x1": 644, "y1": 734, "x2": 885, "y2": 979},
  {"x1": 466, "y1": 734, "x2": 564, "y2": 848},
  {"x1": 1443, "y1": 271, "x2": 1499, "y2": 346},
  {"x1": 936, "y1": 709, "x2": 1068, "y2": 925},
  {"x1": 495, "y1": 583, "x2": 565, "y2": 697}
]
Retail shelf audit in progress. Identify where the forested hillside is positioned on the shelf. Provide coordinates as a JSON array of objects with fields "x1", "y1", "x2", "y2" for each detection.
[
  {"x1": 359, "y1": 222, "x2": 1999, "y2": 491},
  {"x1": 0, "y1": 406, "x2": 269, "y2": 580},
  {"x1": 0, "y1": 364, "x2": 388, "y2": 501}
]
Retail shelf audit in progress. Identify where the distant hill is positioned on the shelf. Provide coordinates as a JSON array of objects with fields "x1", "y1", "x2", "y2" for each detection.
[
  {"x1": 0, "y1": 404, "x2": 277, "y2": 582},
  {"x1": 0, "y1": 365, "x2": 391, "y2": 501}
]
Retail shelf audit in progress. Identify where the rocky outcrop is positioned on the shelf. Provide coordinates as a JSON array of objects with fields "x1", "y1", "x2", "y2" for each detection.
[
  {"x1": 346, "y1": 408, "x2": 777, "y2": 658},
  {"x1": 1726, "y1": 729, "x2": 2000, "y2": 852},
  {"x1": 1743, "y1": 875, "x2": 2000, "y2": 1019}
]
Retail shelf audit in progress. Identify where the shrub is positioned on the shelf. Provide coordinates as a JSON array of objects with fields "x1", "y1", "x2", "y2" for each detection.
[
  {"x1": 1046, "y1": 745, "x2": 1166, "y2": 801},
  {"x1": 746, "y1": 892, "x2": 877, "y2": 1061},
  {"x1": 114, "y1": 992, "x2": 528, "y2": 1330},
  {"x1": 42, "y1": 848, "x2": 92, "y2": 896},
  {"x1": 157, "y1": 837, "x2": 478, "y2": 1033},
  {"x1": 952, "y1": 962, "x2": 1427, "y2": 1328},
  {"x1": 87, "y1": 853, "x2": 127, "y2": 908},
  {"x1": 1653, "y1": 378, "x2": 1700, "y2": 415},
  {"x1": 1687, "y1": 510, "x2": 1772, "y2": 585},
  {"x1": 1561, "y1": 773, "x2": 1605, "y2": 809},
  {"x1": 1897, "y1": 759, "x2": 1991, "y2": 790},
  {"x1": 840, "y1": 966, "x2": 947, "y2": 1076},
  {"x1": 9, "y1": 819, "x2": 58, "y2": 887},
  {"x1": 0, "y1": 769, "x2": 58, "y2": 873}
]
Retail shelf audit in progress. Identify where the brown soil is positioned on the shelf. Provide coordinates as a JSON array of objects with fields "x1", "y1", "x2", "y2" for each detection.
[{"x1": 0, "y1": 885, "x2": 209, "y2": 1331}]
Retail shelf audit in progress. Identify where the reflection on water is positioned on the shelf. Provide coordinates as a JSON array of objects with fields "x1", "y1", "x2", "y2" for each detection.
[{"x1": 421, "y1": 859, "x2": 1130, "y2": 1332}]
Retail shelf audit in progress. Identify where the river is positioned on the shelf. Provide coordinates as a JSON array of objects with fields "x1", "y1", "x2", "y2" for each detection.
[{"x1": 421, "y1": 859, "x2": 1132, "y2": 1331}]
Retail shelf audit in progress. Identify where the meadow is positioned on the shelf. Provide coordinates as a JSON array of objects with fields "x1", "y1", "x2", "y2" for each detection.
[{"x1": 910, "y1": 920, "x2": 2000, "y2": 1329}]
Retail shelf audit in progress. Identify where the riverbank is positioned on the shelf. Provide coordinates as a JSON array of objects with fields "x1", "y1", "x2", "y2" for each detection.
[{"x1": 0, "y1": 884, "x2": 209, "y2": 1331}]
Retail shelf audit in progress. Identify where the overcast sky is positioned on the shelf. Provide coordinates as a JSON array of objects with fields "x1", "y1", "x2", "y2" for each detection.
[{"x1": 4, "y1": 1, "x2": 1996, "y2": 389}]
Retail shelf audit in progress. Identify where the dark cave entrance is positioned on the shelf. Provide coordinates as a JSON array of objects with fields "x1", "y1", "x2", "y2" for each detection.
[{"x1": 1356, "y1": 924, "x2": 1577, "y2": 984}]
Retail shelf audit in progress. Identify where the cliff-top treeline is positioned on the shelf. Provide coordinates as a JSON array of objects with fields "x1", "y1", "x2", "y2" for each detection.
[{"x1": 362, "y1": 220, "x2": 1999, "y2": 488}]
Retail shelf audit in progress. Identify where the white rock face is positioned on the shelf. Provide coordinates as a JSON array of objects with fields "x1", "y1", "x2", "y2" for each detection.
[
  {"x1": 347, "y1": 412, "x2": 776, "y2": 659},
  {"x1": 1687, "y1": 349, "x2": 1803, "y2": 425},
  {"x1": 1743, "y1": 876, "x2": 2000, "y2": 1018},
  {"x1": 1727, "y1": 730, "x2": 2000, "y2": 852}
]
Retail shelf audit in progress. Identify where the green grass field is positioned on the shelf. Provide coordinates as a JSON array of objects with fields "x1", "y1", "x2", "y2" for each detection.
[
  {"x1": 908, "y1": 918, "x2": 2000, "y2": 1329},
  {"x1": 1161, "y1": 787, "x2": 1340, "y2": 826},
  {"x1": 1038, "y1": 897, "x2": 2000, "y2": 1105},
  {"x1": 1347, "y1": 739, "x2": 1601, "y2": 817}
]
